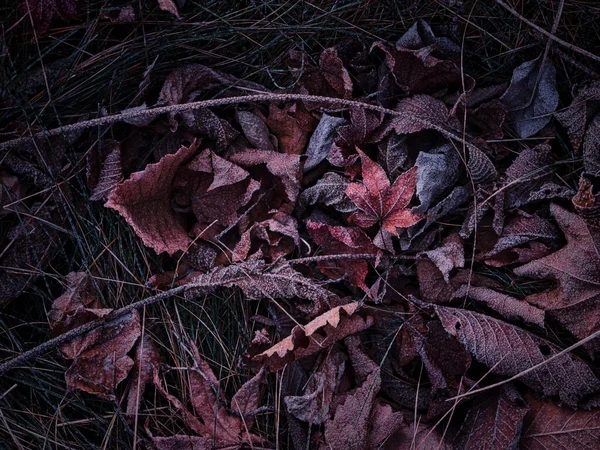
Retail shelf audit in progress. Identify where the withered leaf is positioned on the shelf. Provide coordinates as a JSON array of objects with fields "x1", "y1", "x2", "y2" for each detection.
[
  {"x1": 423, "y1": 233, "x2": 464, "y2": 282},
  {"x1": 158, "y1": 0, "x2": 183, "y2": 19},
  {"x1": 89, "y1": 141, "x2": 123, "y2": 201},
  {"x1": 126, "y1": 335, "x2": 161, "y2": 417},
  {"x1": 555, "y1": 80, "x2": 600, "y2": 176},
  {"x1": 184, "y1": 259, "x2": 337, "y2": 311},
  {"x1": 521, "y1": 395, "x2": 600, "y2": 449},
  {"x1": 346, "y1": 149, "x2": 422, "y2": 241},
  {"x1": 106, "y1": 141, "x2": 198, "y2": 255},
  {"x1": 153, "y1": 342, "x2": 266, "y2": 448},
  {"x1": 436, "y1": 306, "x2": 600, "y2": 406},
  {"x1": 297, "y1": 172, "x2": 356, "y2": 214},
  {"x1": 230, "y1": 148, "x2": 302, "y2": 203},
  {"x1": 377, "y1": 133, "x2": 409, "y2": 180},
  {"x1": 284, "y1": 350, "x2": 346, "y2": 424},
  {"x1": 324, "y1": 336, "x2": 404, "y2": 450},
  {"x1": 265, "y1": 103, "x2": 316, "y2": 155},
  {"x1": 514, "y1": 204, "x2": 600, "y2": 347},
  {"x1": 454, "y1": 386, "x2": 528, "y2": 450},
  {"x1": 255, "y1": 303, "x2": 373, "y2": 371},
  {"x1": 452, "y1": 286, "x2": 545, "y2": 327},
  {"x1": 415, "y1": 142, "x2": 461, "y2": 212},
  {"x1": 49, "y1": 272, "x2": 141, "y2": 400},
  {"x1": 307, "y1": 220, "x2": 380, "y2": 292},
  {"x1": 303, "y1": 113, "x2": 346, "y2": 172},
  {"x1": 235, "y1": 110, "x2": 274, "y2": 151},
  {"x1": 500, "y1": 57, "x2": 558, "y2": 138}
]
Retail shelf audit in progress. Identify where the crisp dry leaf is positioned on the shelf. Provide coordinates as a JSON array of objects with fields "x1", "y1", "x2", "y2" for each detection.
[
  {"x1": 20, "y1": 0, "x2": 77, "y2": 33},
  {"x1": 573, "y1": 176, "x2": 600, "y2": 256},
  {"x1": 415, "y1": 142, "x2": 460, "y2": 212},
  {"x1": 454, "y1": 386, "x2": 528, "y2": 450},
  {"x1": 521, "y1": 395, "x2": 600, "y2": 449},
  {"x1": 153, "y1": 343, "x2": 266, "y2": 448},
  {"x1": 346, "y1": 149, "x2": 422, "y2": 238},
  {"x1": 452, "y1": 286, "x2": 545, "y2": 327},
  {"x1": 183, "y1": 259, "x2": 337, "y2": 312},
  {"x1": 304, "y1": 113, "x2": 346, "y2": 172},
  {"x1": 255, "y1": 303, "x2": 373, "y2": 371},
  {"x1": 377, "y1": 133, "x2": 409, "y2": 180},
  {"x1": 106, "y1": 141, "x2": 198, "y2": 255},
  {"x1": 555, "y1": 80, "x2": 600, "y2": 176},
  {"x1": 323, "y1": 336, "x2": 404, "y2": 450},
  {"x1": 89, "y1": 142, "x2": 123, "y2": 201},
  {"x1": 297, "y1": 172, "x2": 356, "y2": 214},
  {"x1": 230, "y1": 149, "x2": 302, "y2": 203},
  {"x1": 284, "y1": 351, "x2": 346, "y2": 424},
  {"x1": 436, "y1": 306, "x2": 600, "y2": 406},
  {"x1": 307, "y1": 220, "x2": 380, "y2": 291},
  {"x1": 233, "y1": 212, "x2": 298, "y2": 261},
  {"x1": 514, "y1": 204, "x2": 600, "y2": 347},
  {"x1": 235, "y1": 110, "x2": 274, "y2": 151},
  {"x1": 397, "y1": 19, "x2": 461, "y2": 58},
  {"x1": 126, "y1": 335, "x2": 161, "y2": 416},
  {"x1": 500, "y1": 57, "x2": 558, "y2": 138},
  {"x1": 158, "y1": 0, "x2": 182, "y2": 18},
  {"x1": 49, "y1": 273, "x2": 141, "y2": 400},
  {"x1": 299, "y1": 46, "x2": 353, "y2": 99},
  {"x1": 265, "y1": 103, "x2": 316, "y2": 155},
  {"x1": 423, "y1": 233, "x2": 464, "y2": 282}
]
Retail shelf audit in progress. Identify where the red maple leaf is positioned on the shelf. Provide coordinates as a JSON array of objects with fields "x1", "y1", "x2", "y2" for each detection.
[{"x1": 345, "y1": 149, "x2": 422, "y2": 236}]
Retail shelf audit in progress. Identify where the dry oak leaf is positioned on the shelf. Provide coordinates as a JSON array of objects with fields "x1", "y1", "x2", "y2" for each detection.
[
  {"x1": 106, "y1": 141, "x2": 198, "y2": 255},
  {"x1": 521, "y1": 394, "x2": 600, "y2": 450},
  {"x1": 307, "y1": 220, "x2": 380, "y2": 292},
  {"x1": 346, "y1": 149, "x2": 423, "y2": 237},
  {"x1": 514, "y1": 204, "x2": 600, "y2": 347},
  {"x1": 49, "y1": 272, "x2": 141, "y2": 400},
  {"x1": 126, "y1": 335, "x2": 161, "y2": 417},
  {"x1": 454, "y1": 386, "x2": 528, "y2": 450},
  {"x1": 436, "y1": 306, "x2": 600, "y2": 406},
  {"x1": 255, "y1": 303, "x2": 373, "y2": 371},
  {"x1": 152, "y1": 342, "x2": 266, "y2": 449}
]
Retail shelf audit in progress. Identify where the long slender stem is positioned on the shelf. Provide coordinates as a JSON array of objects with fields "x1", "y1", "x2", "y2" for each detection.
[{"x1": 0, "y1": 93, "x2": 397, "y2": 151}]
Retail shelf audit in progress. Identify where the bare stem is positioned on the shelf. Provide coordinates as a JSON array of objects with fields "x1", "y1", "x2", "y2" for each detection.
[
  {"x1": 0, "y1": 93, "x2": 397, "y2": 151},
  {"x1": 0, "y1": 285, "x2": 187, "y2": 375}
]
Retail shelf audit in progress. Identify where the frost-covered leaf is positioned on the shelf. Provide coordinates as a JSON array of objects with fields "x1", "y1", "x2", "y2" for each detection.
[
  {"x1": 454, "y1": 386, "x2": 528, "y2": 450},
  {"x1": 346, "y1": 149, "x2": 422, "y2": 240},
  {"x1": 304, "y1": 113, "x2": 346, "y2": 171},
  {"x1": 255, "y1": 303, "x2": 373, "y2": 371},
  {"x1": 500, "y1": 57, "x2": 558, "y2": 138},
  {"x1": 514, "y1": 204, "x2": 600, "y2": 349},
  {"x1": 89, "y1": 141, "x2": 123, "y2": 201},
  {"x1": 424, "y1": 233, "x2": 464, "y2": 282},
  {"x1": 415, "y1": 142, "x2": 461, "y2": 211},
  {"x1": 49, "y1": 273, "x2": 141, "y2": 400},
  {"x1": 236, "y1": 110, "x2": 274, "y2": 151},
  {"x1": 521, "y1": 395, "x2": 600, "y2": 449},
  {"x1": 436, "y1": 306, "x2": 600, "y2": 406},
  {"x1": 105, "y1": 141, "x2": 198, "y2": 255},
  {"x1": 297, "y1": 172, "x2": 356, "y2": 214}
]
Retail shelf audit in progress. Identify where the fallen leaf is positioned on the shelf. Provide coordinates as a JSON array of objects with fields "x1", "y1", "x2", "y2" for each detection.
[
  {"x1": 307, "y1": 220, "x2": 380, "y2": 291},
  {"x1": 500, "y1": 57, "x2": 559, "y2": 138},
  {"x1": 514, "y1": 204, "x2": 600, "y2": 348},
  {"x1": 414, "y1": 142, "x2": 461, "y2": 212},
  {"x1": 304, "y1": 113, "x2": 346, "y2": 172},
  {"x1": 126, "y1": 335, "x2": 161, "y2": 416},
  {"x1": 158, "y1": 0, "x2": 182, "y2": 18},
  {"x1": 423, "y1": 233, "x2": 464, "y2": 282},
  {"x1": 49, "y1": 272, "x2": 141, "y2": 400},
  {"x1": 106, "y1": 141, "x2": 198, "y2": 255},
  {"x1": 346, "y1": 149, "x2": 422, "y2": 244},
  {"x1": 265, "y1": 103, "x2": 317, "y2": 155},
  {"x1": 255, "y1": 303, "x2": 373, "y2": 371},
  {"x1": 436, "y1": 305, "x2": 600, "y2": 406},
  {"x1": 555, "y1": 80, "x2": 600, "y2": 176},
  {"x1": 521, "y1": 394, "x2": 600, "y2": 449},
  {"x1": 236, "y1": 110, "x2": 274, "y2": 151},
  {"x1": 297, "y1": 172, "x2": 356, "y2": 214},
  {"x1": 454, "y1": 386, "x2": 528, "y2": 450},
  {"x1": 88, "y1": 140, "x2": 123, "y2": 201}
]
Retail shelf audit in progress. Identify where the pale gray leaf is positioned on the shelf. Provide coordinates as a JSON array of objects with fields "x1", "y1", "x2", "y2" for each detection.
[{"x1": 304, "y1": 114, "x2": 346, "y2": 172}]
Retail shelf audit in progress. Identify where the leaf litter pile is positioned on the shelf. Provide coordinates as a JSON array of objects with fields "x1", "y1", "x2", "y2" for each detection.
[{"x1": 3, "y1": 16, "x2": 600, "y2": 450}]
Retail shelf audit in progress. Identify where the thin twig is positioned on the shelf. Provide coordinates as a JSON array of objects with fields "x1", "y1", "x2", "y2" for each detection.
[
  {"x1": 495, "y1": 0, "x2": 600, "y2": 64},
  {"x1": 0, "y1": 93, "x2": 397, "y2": 151},
  {"x1": 0, "y1": 285, "x2": 187, "y2": 375}
]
